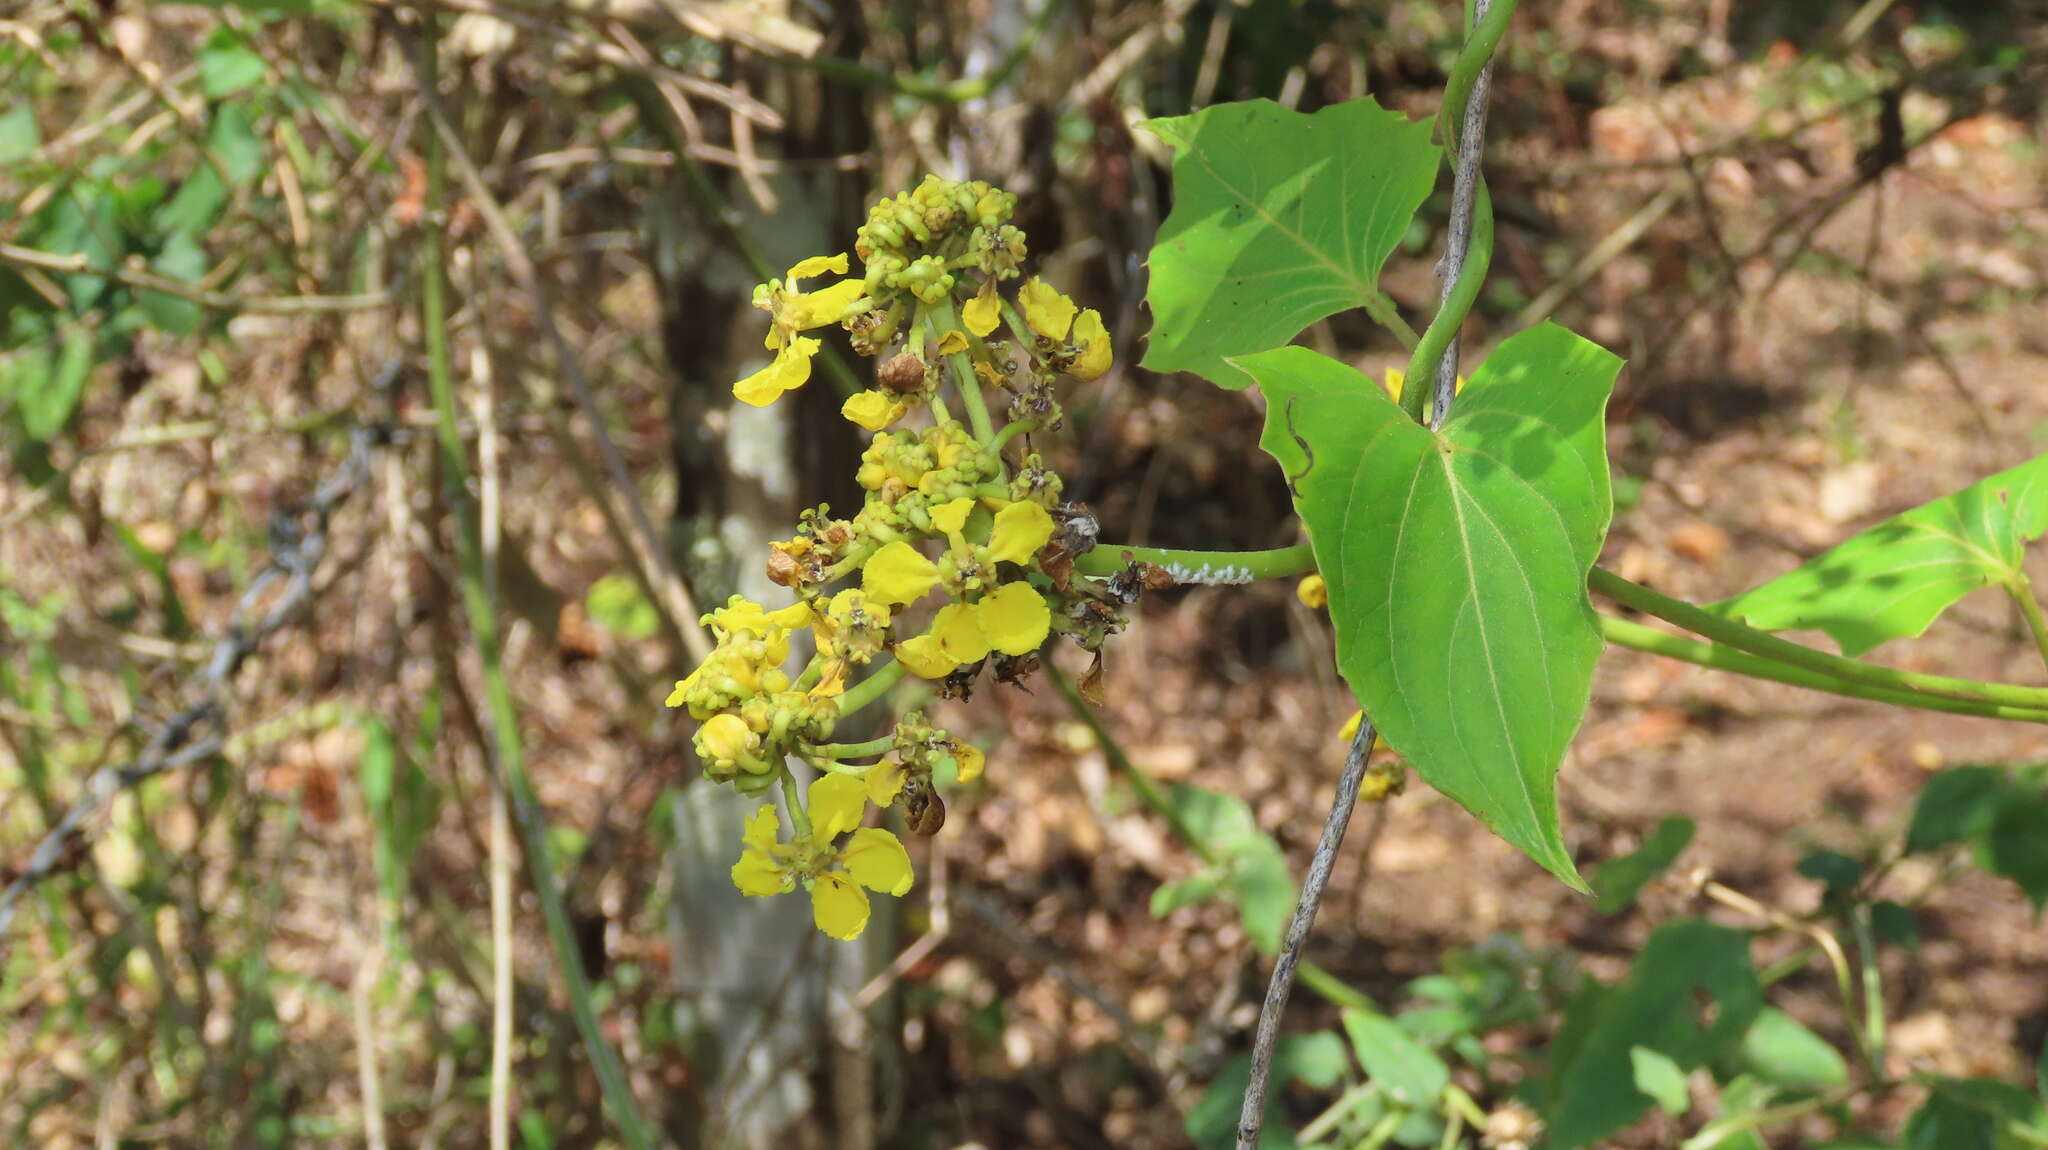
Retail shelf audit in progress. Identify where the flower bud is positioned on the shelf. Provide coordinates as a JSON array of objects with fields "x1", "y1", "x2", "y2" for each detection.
[{"x1": 879, "y1": 353, "x2": 926, "y2": 394}]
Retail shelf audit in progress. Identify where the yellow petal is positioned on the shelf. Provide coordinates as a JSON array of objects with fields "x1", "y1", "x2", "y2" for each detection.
[
  {"x1": 1338, "y1": 710, "x2": 1362, "y2": 741},
  {"x1": 1019, "y1": 278, "x2": 1076, "y2": 341},
  {"x1": 861, "y1": 541, "x2": 941, "y2": 606},
  {"x1": 986, "y1": 500, "x2": 1054, "y2": 566},
  {"x1": 842, "y1": 827, "x2": 914, "y2": 896},
  {"x1": 952, "y1": 742, "x2": 985, "y2": 784},
  {"x1": 894, "y1": 633, "x2": 958, "y2": 678},
  {"x1": 733, "y1": 338, "x2": 818, "y2": 407},
  {"x1": 929, "y1": 497, "x2": 975, "y2": 537},
  {"x1": 788, "y1": 252, "x2": 850, "y2": 281},
  {"x1": 842, "y1": 390, "x2": 906, "y2": 431},
  {"x1": 809, "y1": 772, "x2": 869, "y2": 840},
  {"x1": 1296, "y1": 573, "x2": 1328, "y2": 609},
  {"x1": 795, "y1": 278, "x2": 867, "y2": 329},
  {"x1": 664, "y1": 679, "x2": 687, "y2": 707},
  {"x1": 1069, "y1": 309, "x2": 1112, "y2": 380},
  {"x1": 936, "y1": 330, "x2": 968, "y2": 355},
  {"x1": 741, "y1": 805, "x2": 782, "y2": 852},
  {"x1": 809, "y1": 660, "x2": 848, "y2": 698},
  {"x1": 963, "y1": 280, "x2": 1001, "y2": 336},
  {"x1": 931, "y1": 602, "x2": 992, "y2": 665},
  {"x1": 732, "y1": 849, "x2": 790, "y2": 896},
  {"x1": 700, "y1": 713, "x2": 757, "y2": 761},
  {"x1": 1383, "y1": 367, "x2": 1405, "y2": 405},
  {"x1": 865, "y1": 759, "x2": 907, "y2": 806},
  {"x1": 810, "y1": 871, "x2": 871, "y2": 940},
  {"x1": 974, "y1": 582, "x2": 1049, "y2": 656}
]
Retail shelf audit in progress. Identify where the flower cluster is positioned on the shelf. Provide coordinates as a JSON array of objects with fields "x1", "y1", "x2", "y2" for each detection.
[{"x1": 667, "y1": 176, "x2": 1148, "y2": 939}]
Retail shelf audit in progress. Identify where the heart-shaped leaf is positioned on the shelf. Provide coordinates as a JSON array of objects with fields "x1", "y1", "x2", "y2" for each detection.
[
  {"x1": 1142, "y1": 97, "x2": 1439, "y2": 388},
  {"x1": 1715, "y1": 453, "x2": 2048, "y2": 655},
  {"x1": 1236, "y1": 324, "x2": 1622, "y2": 887}
]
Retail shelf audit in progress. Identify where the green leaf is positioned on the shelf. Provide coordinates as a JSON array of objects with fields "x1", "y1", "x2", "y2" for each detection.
[
  {"x1": 17, "y1": 326, "x2": 93, "y2": 443},
  {"x1": 199, "y1": 32, "x2": 268, "y2": 99},
  {"x1": 1342, "y1": 1009, "x2": 1449, "y2": 1108},
  {"x1": 1797, "y1": 850, "x2": 1864, "y2": 903},
  {"x1": 1737, "y1": 1007, "x2": 1849, "y2": 1090},
  {"x1": 1630, "y1": 1046, "x2": 1691, "y2": 1116},
  {"x1": 1165, "y1": 784, "x2": 1296, "y2": 953},
  {"x1": 143, "y1": 232, "x2": 208, "y2": 336},
  {"x1": 360, "y1": 716, "x2": 442, "y2": 911},
  {"x1": 1238, "y1": 325, "x2": 1623, "y2": 887},
  {"x1": 1871, "y1": 901, "x2": 1920, "y2": 952},
  {"x1": 0, "y1": 105, "x2": 40, "y2": 165},
  {"x1": 1981, "y1": 785, "x2": 2048, "y2": 911},
  {"x1": 585, "y1": 573, "x2": 659, "y2": 640},
  {"x1": 1150, "y1": 871, "x2": 1224, "y2": 917},
  {"x1": 1542, "y1": 920, "x2": 1762, "y2": 1150},
  {"x1": 1186, "y1": 1032, "x2": 1349, "y2": 1150},
  {"x1": 1908, "y1": 767, "x2": 2008, "y2": 853},
  {"x1": 1904, "y1": 1077, "x2": 2047, "y2": 1150},
  {"x1": 1141, "y1": 98, "x2": 1439, "y2": 389},
  {"x1": 1593, "y1": 816, "x2": 1696, "y2": 914},
  {"x1": 1715, "y1": 453, "x2": 2048, "y2": 655}
]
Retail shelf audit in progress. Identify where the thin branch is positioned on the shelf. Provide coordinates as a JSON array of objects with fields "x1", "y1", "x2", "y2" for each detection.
[
  {"x1": 0, "y1": 431, "x2": 371, "y2": 949},
  {"x1": 1235, "y1": 720, "x2": 1377, "y2": 1149},
  {"x1": 1429, "y1": 0, "x2": 1500, "y2": 426},
  {"x1": 0, "y1": 241, "x2": 390, "y2": 314}
]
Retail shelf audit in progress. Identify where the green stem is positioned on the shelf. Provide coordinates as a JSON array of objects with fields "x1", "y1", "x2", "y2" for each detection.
[
  {"x1": 988, "y1": 419, "x2": 1035, "y2": 453},
  {"x1": 1073, "y1": 542, "x2": 1317, "y2": 580},
  {"x1": 1591, "y1": 567, "x2": 2048, "y2": 711},
  {"x1": 418, "y1": 21, "x2": 654, "y2": 1150},
  {"x1": 806, "y1": 734, "x2": 896, "y2": 760},
  {"x1": 1047, "y1": 664, "x2": 1374, "y2": 1012},
  {"x1": 779, "y1": 770, "x2": 812, "y2": 838},
  {"x1": 1597, "y1": 616, "x2": 2048, "y2": 724},
  {"x1": 2005, "y1": 575, "x2": 2048, "y2": 673},
  {"x1": 1401, "y1": 181, "x2": 1492, "y2": 425},
  {"x1": 927, "y1": 301, "x2": 995, "y2": 442},
  {"x1": 835, "y1": 658, "x2": 907, "y2": 716},
  {"x1": 1365, "y1": 293, "x2": 1421, "y2": 351}
]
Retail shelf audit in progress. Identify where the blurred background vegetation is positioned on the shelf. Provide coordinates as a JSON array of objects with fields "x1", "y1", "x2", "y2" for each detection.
[{"x1": 2, "y1": 0, "x2": 2046, "y2": 1147}]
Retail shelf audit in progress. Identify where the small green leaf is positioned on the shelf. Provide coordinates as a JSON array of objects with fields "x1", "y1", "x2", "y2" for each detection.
[
  {"x1": 1226, "y1": 843, "x2": 1296, "y2": 956},
  {"x1": 199, "y1": 33, "x2": 268, "y2": 99},
  {"x1": 1593, "y1": 816, "x2": 1696, "y2": 914},
  {"x1": 1981, "y1": 785, "x2": 2048, "y2": 911},
  {"x1": 1907, "y1": 767, "x2": 2008, "y2": 853},
  {"x1": 1238, "y1": 325, "x2": 1623, "y2": 888},
  {"x1": 1342, "y1": 1009, "x2": 1449, "y2": 1108},
  {"x1": 143, "y1": 232, "x2": 208, "y2": 336},
  {"x1": 1715, "y1": 453, "x2": 2048, "y2": 655},
  {"x1": 1543, "y1": 920, "x2": 1762, "y2": 1150},
  {"x1": 1629, "y1": 1046, "x2": 1691, "y2": 1116},
  {"x1": 1737, "y1": 1007, "x2": 1848, "y2": 1090},
  {"x1": 1150, "y1": 871, "x2": 1224, "y2": 918},
  {"x1": 18, "y1": 326, "x2": 93, "y2": 443},
  {"x1": 1904, "y1": 1076, "x2": 2047, "y2": 1150},
  {"x1": 1871, "y1": 901, "x2": 1920, "y2": 952},
  {"x1": 0, "y1": 105, "x2": 40, "y2": 165},
  {"x1": 1141, "y1": 98, "x2": 1439, "y2": 388},
  {"x1": 1186, "y1": 1032, "x2": 1349, "y2": 1150},
  {"x1": 1796, "y1": 850, "x2": 1863, "y2": 902},
  {"x1": 1162, "y1": 785, "x2": 1297, "y2": 953},
  {"x1": 585, "y1": 573, "x2": 659, "y2": 640}
]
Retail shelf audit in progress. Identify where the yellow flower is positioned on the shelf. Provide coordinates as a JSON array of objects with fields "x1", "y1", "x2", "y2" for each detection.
[
  {"x1": 1383, "y1": 367, "x2": 1464, "y2": 407},
  {"x1": 1297, "y1": 573, "x2": 1328, "y2": 609},
  {"x1": 950, "y1": 742, "x2": 984, "y2": 784},
  {"x1": 894, "y1": 582, "x2": 1050, "y2": 679},
  {"x1": 863, "y1": 541, "x2": 942, "y2": 606},
  {"x1": 708, "y1": 596, "x2": 812, "y2": 638},
  {"x1": 735, "y1": 254, "x2": 869, "y2": 406},
  {"x1": 986, "y1": 500, "x2": 1053, "y2": 565},
  {"x1": 1020, "y1": 278, "x2": 1077, "y2": 341},
  {"x1": 936, "y1": 330, "x2": 969, "y2": 355},
  {"x1": 963, "y1": 279, "x2": 1001, "y2": 336},
  {"x1": 813, "y1": 828, "x2": 914, "y2": 939},
  {"x1": 929, "y1": 497, "x2": 975, "y2": 537},
  {"x1": 1069, "y1": 309, "x2": 1112, "y2": 380},
  {"x1": 810, "y1": 772, "x2": 869, "y2": 838},
  {"x1": 976, "y1": 582, "x2": 1050, "y2": 654},
  {"x1": 699, "y1": 713, "x2": 758, "y2": 762},
  {"x1": 731, "y1": 807, "x2": 795, "y2": 896},
  {"x1": 842, "y1": 390, "x2": 907, "y2": 431},
  {"x1": 735, "y1": 336, "x2": 821, "y2": 407},
  {"x1": 865, "y1": 759, "x2": 907, "y2": 805},
  {"x1": 813, "y1": 588, "x2": 891, "y2": 666},
  {"x1": 894, "y1": 633, "x2": 955, "y2": 678},
  {"x1": 1337, "y1": 710, "x2": 1392, "y2": 753}
]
